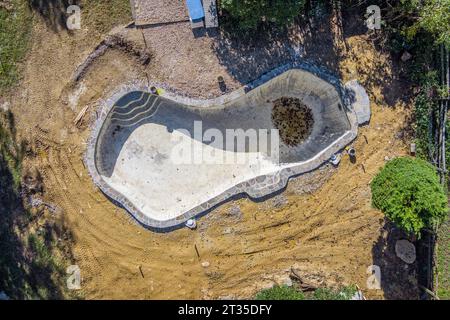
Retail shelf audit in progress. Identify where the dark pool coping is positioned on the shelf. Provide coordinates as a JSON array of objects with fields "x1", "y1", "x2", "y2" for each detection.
[{"x1": 85, "y1": 61, "x2": 360, "y2": 231}]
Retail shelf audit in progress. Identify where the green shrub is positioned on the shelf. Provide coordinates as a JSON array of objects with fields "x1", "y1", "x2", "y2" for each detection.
[
  {"x1": 255, "y1": 285, "x2": 305, "y2": 300},
  {"x1": 220, "y1": 0, "x2": 306, "y2": 30},
  {"x1": 371, "y1": 157, "x2": 448, "y2": 236},
  {"x1": 403, "y1": 0, "x2": 450, "y2": 48},
  {"x1": 379, "y1": 0, "x2": 449, "y2": 49}
]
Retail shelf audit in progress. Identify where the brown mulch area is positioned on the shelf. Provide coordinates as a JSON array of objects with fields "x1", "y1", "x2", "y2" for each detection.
[{"x1": 272, "y1": 97, "x2": 314, "y2": 147}]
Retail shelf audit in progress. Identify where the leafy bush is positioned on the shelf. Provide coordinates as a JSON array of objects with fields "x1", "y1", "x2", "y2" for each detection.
[
  {"x1": 220, "y1": 0, "x2": 306, "y2": 30},
  {"x1": 371, "y1": 157, "x2": 448, "y2": 236},
  {"x1": 403, "y1": 0, "x2": 450, "y2": 48},
  {"x1": 255, "y1": 285, "x2": 305, "y2": 300}
]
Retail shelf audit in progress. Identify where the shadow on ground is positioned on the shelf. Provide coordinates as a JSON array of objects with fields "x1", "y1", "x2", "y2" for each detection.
[
  {"x1": 28, "y1": 0, "x2": 79, "y2": 32},
  {"x1": 371, "y1": 219, "x2": 419, "y2": 299},
  {"x1": 211, "y1": 3, "x2": 344, "y2": 85},
  {"x1": 341, "y1": 5, "x2": 413, "y2": 108},
  {"x1": 212, "y1": 4, "x2": 411, "y2": 109},
  {"x1": 0, "y1": 110, "x2": 76, "y2": 299}
]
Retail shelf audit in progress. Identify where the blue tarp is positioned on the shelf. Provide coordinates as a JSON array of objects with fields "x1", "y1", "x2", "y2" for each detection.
[{"x1": 186, "y1": 0, "x2": 205, "y2": 21}]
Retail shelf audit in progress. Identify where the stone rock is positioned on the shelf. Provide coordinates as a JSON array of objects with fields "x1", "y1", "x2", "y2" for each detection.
[
  {"x1": 395, "y1": 131, "x2": 404, "y2": 139},
  {"x1": 185, "y1": 219, "x2": 197, "y2": 230},
  {"x1": 283, "y1": 277, "x2": 293, "y2": 287},
  {"x1": 0, "y1": 101, "x2": 10, "y2": 112},
  {"x1": 218, "y1": 294, "x2": 236, "y2": 300},
  {"x1": 227, "y1": 205, "x2": 242, "y2": 219},
  {"x1": 401, "y1": 51, "x2": 412, "y2": 62},
  {"x1": 351, "y1": 290, "x2": 365, "y2": 300},
  {"x1": 201, "y1": 261, "x2": 210, "y2": 268},
  {"x1": 271, "y1": 194, "x2": 288, "y2": 208},
  {"x1": 222, "y1": 227, "x2": 233, "y2": 235},
  {"x1": 345, "y1": 80, "x2": 371, "y2": 125},
  {"x1": 395, "y1": 239, "x2": 416, "y2": 264}
]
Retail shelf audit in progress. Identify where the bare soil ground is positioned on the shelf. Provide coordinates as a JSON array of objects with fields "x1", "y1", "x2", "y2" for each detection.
[{"x1": 4, "y1": 5, "x2": 419, "y2": 299}]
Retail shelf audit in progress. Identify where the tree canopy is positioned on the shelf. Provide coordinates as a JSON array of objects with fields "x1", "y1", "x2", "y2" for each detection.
[
  {"x1": 219, "y1": 0, "x2": 306, "y2": 30},
  {"x1": 405, "y1": 0, "x2": 450, "y2": 48}
]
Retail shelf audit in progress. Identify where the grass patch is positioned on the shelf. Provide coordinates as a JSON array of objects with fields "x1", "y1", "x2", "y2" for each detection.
[
  {"x1": 82, "y1": 0, "x2": 132, "y2": 34},
  {"x1": 255, "y1": 285, "x2": 357, "y2": 300},
  {"x1": 0, "y1": 110, "x2": 76, "y2": 299},
  {"x1": 0, "y1": 110, "x2": 24, "y2": 190},
  {"x1": 312, "y1": 285, "x2": 357, "y2": 300},
  {"x1": 0, "y1": 0, "x2": 32, "y2": 93},
  {"x1": 0, "y1": 0, "x2": 132, "y2": 93},
  {"x1": 28, "y1": 234, "x2": 56, "y2": 270},
  {"x1": 255, "y1": 285, "x2": 305, "y2": 300}
]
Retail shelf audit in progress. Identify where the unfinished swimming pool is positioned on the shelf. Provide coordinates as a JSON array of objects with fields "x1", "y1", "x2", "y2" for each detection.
[{"x1": 86, "y1": 66, "x2": 362, "y2": 230}]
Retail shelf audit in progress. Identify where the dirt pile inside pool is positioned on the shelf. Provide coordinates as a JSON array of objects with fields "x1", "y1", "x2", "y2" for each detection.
[
  {"x1": 3, "y1": 5, "x2": 418, "y2": 300},
  {"x1": 271, "y1": 97, "x2": 314, "y2": 147}
]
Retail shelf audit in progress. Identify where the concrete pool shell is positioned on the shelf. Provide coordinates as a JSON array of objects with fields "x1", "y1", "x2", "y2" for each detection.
[{"x1": 86, "y1": 64, "x2": 366, "y2": 230}]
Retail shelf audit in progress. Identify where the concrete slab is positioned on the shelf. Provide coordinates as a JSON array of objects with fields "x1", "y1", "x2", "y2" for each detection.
[
  {"x1": 345, "y1": 79, "x2": 371, "y2": 125},
  {"x1": 203, "y1": 0, "x2": 219, "y2": 28}
]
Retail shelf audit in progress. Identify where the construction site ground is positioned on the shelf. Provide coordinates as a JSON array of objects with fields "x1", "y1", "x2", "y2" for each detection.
[{"x1": 3, "y1": 4, "x2": 418, "y2": 299}]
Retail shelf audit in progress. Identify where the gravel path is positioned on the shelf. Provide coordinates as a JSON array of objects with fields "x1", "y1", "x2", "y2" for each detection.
[
  {"x1": 141, "y1": 15, "x2": 341, "y2": 99},
  {"x1": 142, "y1": 22, "x2": 241, "y2": 99},
  {"x1": 132, "y1": 0, "x2": 188, "y2": 25}
]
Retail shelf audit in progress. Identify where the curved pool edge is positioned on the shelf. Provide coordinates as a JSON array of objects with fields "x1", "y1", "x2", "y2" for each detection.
[{"x1": 85, "y1": 62, "x2": 361, "y2": 230}]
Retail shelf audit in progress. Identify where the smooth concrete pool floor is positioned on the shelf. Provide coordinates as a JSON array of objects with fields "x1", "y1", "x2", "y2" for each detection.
[
  {"x1": 94, "y1": 69, "x2": 351, "y2": 222},
  {"x1": 102, "y1": 124, "x2": 281, "y2": 220}
]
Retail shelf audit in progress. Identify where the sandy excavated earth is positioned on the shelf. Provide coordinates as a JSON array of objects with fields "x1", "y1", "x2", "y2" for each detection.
[{"x1": 5, "y1": 10, "x2": 418, "y2": 299}]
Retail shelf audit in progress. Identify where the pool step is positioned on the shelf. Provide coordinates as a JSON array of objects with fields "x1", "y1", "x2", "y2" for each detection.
[
  {"x1": 110, "y1": 95, "x2": 159, "y2": 121},
  {"x1": 113, "y1": 92, "x2": 149, "y2": 113},
  {"x1": 110, "y1": 98, "x2": 163, "y2": 128}
]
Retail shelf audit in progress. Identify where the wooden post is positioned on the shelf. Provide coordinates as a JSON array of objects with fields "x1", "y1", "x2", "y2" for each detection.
[
  {"x1": 410, "y1": 143, "x2": 416, "y2": 156},
  {"x1": 194, "y1": 244, "x2": 200, "y2": 260},
  {"x1": 438, "y1": 45, "x2": 448, "y2": 185},
  {"x1": 129, "y1": 0, "x2": 137, "y2": 22},
  {"x1": 444, "y1": 47, "x2": 449, "y2": 184}
]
